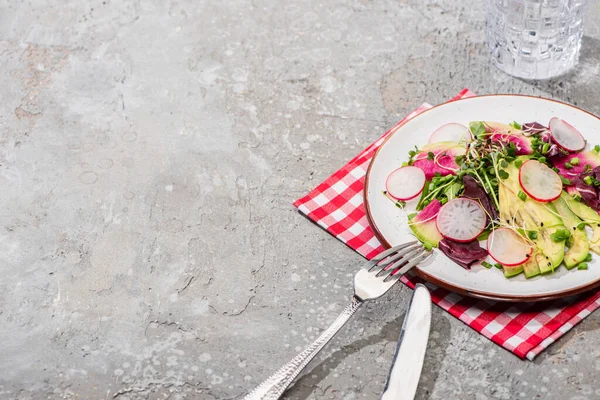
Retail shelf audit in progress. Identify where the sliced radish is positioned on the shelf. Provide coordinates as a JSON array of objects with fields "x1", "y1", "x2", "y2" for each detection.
[
  {"x1": 487, "y1": 228, "x2": 532, "y2": 266},
  {"x1": 436, "y1": 198, "x2": 487, "y2": 242},
  {"x1": 518, "y1": 160, "x2": 562, "y2": 202},
  {"x1": 549, "y1": 117, "x2": 586, "y2": 152},
  {"x1": 428, "y1": 123, "x2": 471, "y2": 144},
  {"x1": 386, "y1": 166, "x2": 426, "y2": 201}
]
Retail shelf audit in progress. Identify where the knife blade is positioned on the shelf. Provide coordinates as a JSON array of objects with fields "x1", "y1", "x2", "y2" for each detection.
[{"x1": 381, "y1": 284, "x2": 432, "y2": 400}]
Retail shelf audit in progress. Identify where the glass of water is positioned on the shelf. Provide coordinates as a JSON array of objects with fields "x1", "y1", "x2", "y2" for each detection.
[{"x1": 485, "y1": 0, "x2": 587, "y2": 79}]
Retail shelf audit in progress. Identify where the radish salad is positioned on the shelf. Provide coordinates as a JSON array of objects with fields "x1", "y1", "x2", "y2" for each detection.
[{"x1": 384, "y1": 119, "x2": 600, "y2": 279}]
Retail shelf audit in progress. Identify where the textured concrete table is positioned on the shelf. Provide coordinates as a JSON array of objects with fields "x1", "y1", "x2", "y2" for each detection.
[{"x1": 1, "y1": 1, "x2": 600, "y2": 399}]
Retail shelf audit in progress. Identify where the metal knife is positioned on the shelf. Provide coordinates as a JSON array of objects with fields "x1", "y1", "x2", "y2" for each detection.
[{"x1": 381, "y1": 284, "x2": 432, "y2": 400}]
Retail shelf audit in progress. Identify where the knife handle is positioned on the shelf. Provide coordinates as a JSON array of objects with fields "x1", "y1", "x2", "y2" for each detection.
[{"x1": 243, "y1": 296, "x2": 363, "y2": 400}]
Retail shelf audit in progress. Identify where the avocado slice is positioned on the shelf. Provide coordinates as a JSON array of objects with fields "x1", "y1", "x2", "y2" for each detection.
[
  {"x1": 522, "y1": 255, "x2": 541, "y2": 278},
  {"x1": 561, "y1": 192, "x2": 600, "y2": 255},
  {"x1": 409, "y1": 199, "x2": 443, "y2": 248},
  {"x1": 503, "y1": 263, "x2": 524, "y2": 278},
  {"x1": 497, "y1": 183, "x2": 535, "y2": 278},
  {"x1": 535, "y1": 225, "x2": 566, "y2": 274},
  {"x1": 553, "y1": 196, "x2": 590, "y2": 269},
  {"x1": 499, "y1": 161, "x2": 565, "y2": 273},
  {"x1": 409, "y1": 219, "x2": 442, "y2": 249}
]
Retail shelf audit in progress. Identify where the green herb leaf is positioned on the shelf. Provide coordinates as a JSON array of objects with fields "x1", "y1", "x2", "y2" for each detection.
[
  {"x1": 477, "y1": 230, "x2": 491, "y2": 241},
  {"x1": 509, "y1": 121, "x2": 522, "y2": 130},
  {"x1": 550, "y1": 229, "x2": 571, "y2": 242},
  {"x1": 595, "y1": 145, "x2": 600, "y2": 153},
  {"x1": 564, "y1": 162, "x2": 573, "y2": 170},
  {"x1": 506, "y1": 142, "x2": 517, "y2": 157},
  {"x1": 518, "y1": 190, "x2": 527, "y2": 201},
  {"x1": 498, "y1": 169, "x2": 509, "y2": 180},
  {"x1": 500, "y1": 160, "x2": 508, "y2": 168},
  {"x1": 494, "y1": 263, "x2": 503, "y2": 269},
  {"x1": 560, "y1": 176, "x2": 572, "y2": 185},
  {"x1": 542, "y1": 143, "x2": 550, "y2": 154},
  {"x1": 585, "y1": 253, "x2": 593, "y2": 262},
  {"x1": 481, "y1": 261, "x2": 493, "y2": 269},
  {"x1": 578, "y1": 262, "x2": 588, "y2": 270},
  {"x1": 427, "y1": 151, "x2": 435, "y2": 161},
  {"x1": 416, "y1": 180, "x2": 431, "y2": 211},
  {"x1": 469, "y1": 121, "x2": 486, "y2": 138},
  {"x1": 577, "y1": 222, "x2": 587, "y2": 230},
  {"x1": 527, "y1": 231, "x2": 537, "y2": 240},
  {"x1": 514, "y1": 159, "x2": 523, "y2": 169}
]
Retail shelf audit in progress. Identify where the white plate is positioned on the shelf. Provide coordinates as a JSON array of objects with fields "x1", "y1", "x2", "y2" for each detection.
[{"x1": 365, "y1": 95, "x2": 600, "y2": 301}]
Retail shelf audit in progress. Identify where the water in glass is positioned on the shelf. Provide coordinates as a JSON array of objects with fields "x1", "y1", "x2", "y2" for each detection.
[{"x1": 485, "y1": 0, "x2": 587, "y2": 79}]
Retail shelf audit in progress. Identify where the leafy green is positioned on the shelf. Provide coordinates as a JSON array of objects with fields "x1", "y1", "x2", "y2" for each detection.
[
  {"x1": 509, "y1": 121, "x2": 522, "y2": 130},
  {"x1": 542, "y1": 143, "x2": 550, "y2": 154},
  {"x1": 514, "y1": 159, "x2": 523, "y2": 169},
  {"x1": 469, "y1": 121, "x2": 486, "y2": 139},
  {"x1": 560, "y1": 176, "x2": 572, "y2": 185},
  {"x1": 550, "y1": 229, "x2": 571, "y2": 242}
]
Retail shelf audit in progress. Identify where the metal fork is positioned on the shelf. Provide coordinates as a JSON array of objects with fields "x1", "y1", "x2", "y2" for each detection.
[{"x1": 244, "y1": 241, "x2": 432, "y2": 400}]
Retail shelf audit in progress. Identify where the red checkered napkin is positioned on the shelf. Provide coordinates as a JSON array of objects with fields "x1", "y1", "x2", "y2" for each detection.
[{"x1": 293, "y1": 89, "x2": 600, "y2": 359}]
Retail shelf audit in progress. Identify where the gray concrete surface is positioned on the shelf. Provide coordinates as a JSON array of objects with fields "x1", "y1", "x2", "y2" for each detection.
[{"x1": 1, "y1": 0, "x2": 600, "y2": 399}]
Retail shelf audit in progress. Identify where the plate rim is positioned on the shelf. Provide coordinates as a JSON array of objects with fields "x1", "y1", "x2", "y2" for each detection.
[{"x1": 364, "y1": 93, "x2": 600, "y2": 302}]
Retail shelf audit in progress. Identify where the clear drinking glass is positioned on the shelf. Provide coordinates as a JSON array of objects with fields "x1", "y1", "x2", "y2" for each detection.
[{"x1": 485, "y1": 0, "x2": 587, "y2": 79}]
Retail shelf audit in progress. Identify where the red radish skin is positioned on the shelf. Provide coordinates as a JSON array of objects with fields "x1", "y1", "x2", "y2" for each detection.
[
  {"x1": 487, "y1": 228, "x2": 532, "y2": 266},
  {"x1": 549, "y1": 117, "x2": 586, "y2": 152},
  {"x1": 436, "y1": 198, "x2": 487, "y2": 243},
  {"x1": 518, "y1": 160, "x2": 562, "y2": 202},
  {"x1": 428, "y1": 123, "x2": 471, "y2": 144},
  {"x1": 385, "y1": 166, "x2": 426, "y2": 201}
]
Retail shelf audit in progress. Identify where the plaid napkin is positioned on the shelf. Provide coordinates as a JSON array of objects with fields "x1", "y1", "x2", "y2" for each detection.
[{"x1": 293, "y1": 89, "x2": 600, "y2": 359}]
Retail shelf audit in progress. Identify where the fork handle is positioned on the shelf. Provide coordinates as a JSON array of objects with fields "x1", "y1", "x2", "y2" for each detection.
[{"x1": 243, "y1": 296, "x2": 363, "y2": 400}]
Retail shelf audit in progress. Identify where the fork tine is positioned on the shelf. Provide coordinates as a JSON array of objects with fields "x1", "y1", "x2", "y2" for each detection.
[
  {"x1": 367, "y1": 241, "x2": 419, "y2": 273},
  {"x1": 369, "y1": 241, "x2": 418, "y2": 264},
  {"x1": 383, "y1": 250, "x2": 432, "y2": 282},
  {"x1": 375, "y1": 245, "x2": 423, "y2": 277}
]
